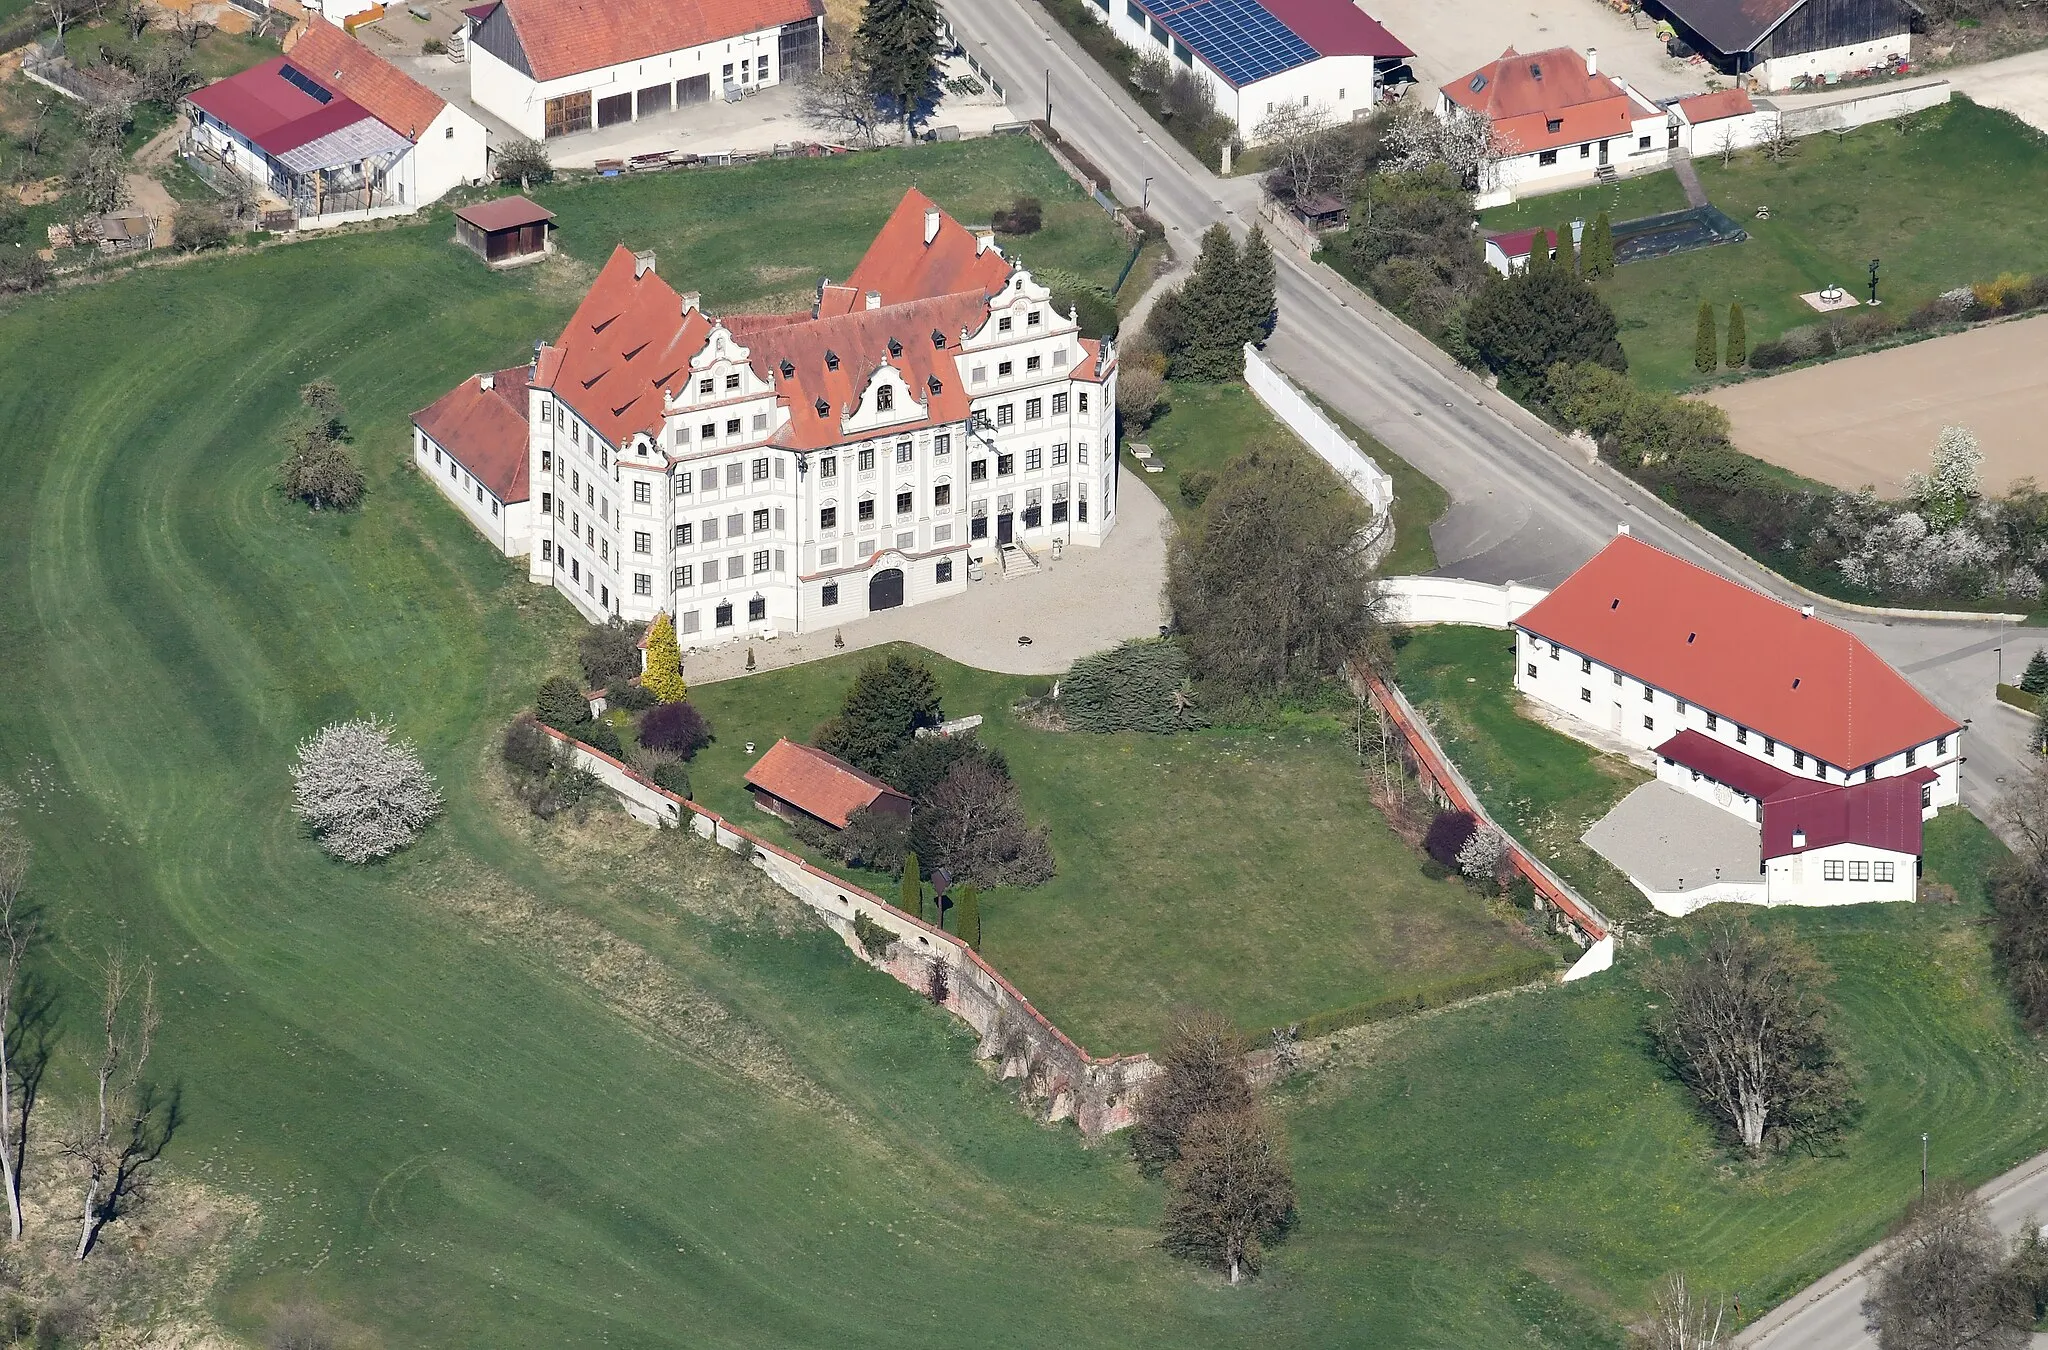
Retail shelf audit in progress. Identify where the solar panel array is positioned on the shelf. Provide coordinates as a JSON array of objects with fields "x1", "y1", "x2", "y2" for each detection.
[
  {"x1": 1135, "y1": 0, "x2": 1317, "y2": 87},
  {"x1": 279, "y1": 63, "x2": 335, "y2": 104}
]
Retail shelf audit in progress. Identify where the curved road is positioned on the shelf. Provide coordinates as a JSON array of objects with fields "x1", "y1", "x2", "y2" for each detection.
[{"x1": 941, "y1": 5, "x2": 2037, "y2": 1343}]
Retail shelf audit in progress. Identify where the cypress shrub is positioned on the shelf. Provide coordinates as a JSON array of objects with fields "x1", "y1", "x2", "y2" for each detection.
[
  {"x1": 901, "y1": 849, "x2": 924, "y2": 921},
  {"x1": 953, "y1": 883, "x2": 981, "y2": 950},
  {"x1": 1726, "y1": 302, "x2": 1747, "y2": 367},
  {"x1": 650, "y1": 761, "x2": 691, "y2": 799},
  {"x1": 642, "y1": 612, "x2": 688, "y2": 702},
  {"x1": 1060, "y1": 638, "x2": 1206, "y2": 733},
  {"x1": 1694, "y1": 300, "x2": 1718, "y2": 374}
]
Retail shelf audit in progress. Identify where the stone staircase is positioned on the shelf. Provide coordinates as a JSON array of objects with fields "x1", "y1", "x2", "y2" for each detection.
[
  {"x1": 997, "y1": 540, "x2": 1041, "y2": 579},
  {"x1": 1594, "y1": 163, "x2": 1619, "y2": 185}
]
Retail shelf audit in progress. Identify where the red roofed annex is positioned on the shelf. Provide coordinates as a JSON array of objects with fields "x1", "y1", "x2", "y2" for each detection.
[
  {"x1": 1513, "y1": 531, "x2": 1961, "y2": 814},
  {"x1": 745, "y1": 739, "x2": 911, "y2": 831},
  {"x1": 412, "y1": 188, "x2": 1119, "y2": 651}
]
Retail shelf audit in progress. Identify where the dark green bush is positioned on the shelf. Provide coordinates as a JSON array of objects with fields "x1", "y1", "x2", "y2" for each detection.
[
  {"x1": 1179, "y1": 469, "x2": 1216, "y2": 508},
  {"x1": 650, "y1": 761, "x2": 692, "y2": 799},
  {"x1": 1060, "y1": 638, "x2": 1206, "y2": 734},
  {"x1": 581, "y1": 717, "x2": 623, "y2": 758},
  {"x1": 1021, "y1": 676, "x2": 1053, "y2": 699},
  {"x1": 606, "y1": 680, "x2": 655, "y2": 712},
  {"x1": 852, "y1": 910, "x2": 897, "y2": 958},
  {"x1": 536, "y1": 675, "x2": 588, "y2": 731},
  {"x1": 502, "y1": 715, "x2": 558, "y2": 777}
]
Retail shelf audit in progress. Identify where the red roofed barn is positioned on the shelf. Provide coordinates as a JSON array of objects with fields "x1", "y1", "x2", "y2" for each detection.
[
  {"x1": 183, "y1": 18, "x2": 486, "y2": 223},
  {"x1": 412, "y1": 188, "x2": 1119, "y2": 646},
  {"x1": 1515, "y1": 531, "x2": 1961, "y2": 906},
  {"x1": 464, "y1": 0, "x2": 825, "y2": 140},
  {"x1": 1438, "y1": 46, "x2": 1668, "y2": 204},
  {"x1": 745, "y1": 739, "x2": 911, "y2": 832}
]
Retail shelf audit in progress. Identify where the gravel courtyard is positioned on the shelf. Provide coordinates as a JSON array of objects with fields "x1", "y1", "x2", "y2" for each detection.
[
  {"x1": 1369, "y1": 0, "x2": 1702, "y2": 99},
  {"x1": 1583, "y1": 781, "x2": 1764, "y2": 894}
]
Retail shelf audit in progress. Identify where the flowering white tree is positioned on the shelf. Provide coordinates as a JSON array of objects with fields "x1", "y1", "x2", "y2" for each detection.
[
  {"x1": 290, "y1": 718, "x2": 443, "y2": 864},
  {"x1": 1457, "y1": 825, "x2": 1506, "y2": 883},
  {"x1": 1829, "y1": 490, "x2": 1999, "y2": 599},
  {"x1": 1385, "y1": 100, "x2": 1510, "y2": 191},
  {"x1": 1904, "y1": 425, "x2": 1984, "y2": 531}
]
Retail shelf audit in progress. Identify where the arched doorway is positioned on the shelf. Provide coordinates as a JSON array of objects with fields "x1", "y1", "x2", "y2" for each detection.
[{"x1": 869, "y1": 567, "x2": 905, "y2": 611}]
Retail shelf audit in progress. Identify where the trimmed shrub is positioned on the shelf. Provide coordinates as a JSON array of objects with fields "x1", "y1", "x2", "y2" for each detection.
[
  {"x1": 1747, "y1": 338, "x2": 1793, "y2": 370},
  {"x1": 952, "y1": 882, "x2": 981, "y2": 949},
  {"x1": 1021, "y1": 676, "x2": 1053, "y2": 700},
  {"x1": 1725, "y1": 302, "x2": 1746, "y2": 368},
  {"x1": 642, "y1": 612, "x2": 688, "y2": 703},
  {"x1": 638, "y1": 701, "x2": 714, "y2": 758},
  {"x1": 649, "y1": 761, "x2": 692, "y2": 799},
  {"x1": 605, "y1": 680, "x2": 655, "y2": 712},
  {"x1": 1422, "y1": 809, "x2": 1477, "y2": 868},
  {"x1": 1060, "y1": 638, "x2": 1207, "y2": 734},
  {"x1": 536, "y1": 675, "x2": 587, "y2": 732},
  {"x1": 581, "y1": 717, "x2": 623, "y2": 759},
  {"x1": 502, "y1": 715, "x2": 558, "y2": 777},
  {"x1": 1694, "y1": 301, "x2": 1717, "y2": 374}
]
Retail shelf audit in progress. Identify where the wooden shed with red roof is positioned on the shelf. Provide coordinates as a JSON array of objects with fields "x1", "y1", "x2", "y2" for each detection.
[
  {"x1": 455, "y1": 196, "x2": 555, "y2": 266},
  {"x1": 744, "y1": 739, "x2": 911, "y2": 832}
]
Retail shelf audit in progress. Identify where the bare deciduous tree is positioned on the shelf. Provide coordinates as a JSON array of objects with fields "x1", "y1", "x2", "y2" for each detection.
[
  {"x1": 68, "y1": 954, "x2": 166, "y2": 1261},
  {"x1": 68, "y1": 144, "x2": 128, "y2": 217},
  {"x1": 794, "y1": 64, "x2": 886, "y2": 147},
  {"x1": 1643, "y1": 1272, "x2": 1728, "y2": 1350},
  {"x1": 1161, "y1": 1107, "x2": 1296, "y2": 1284},
  {"x1": 1645, "y1": 919, "x2": 1854, "y2": 1153},
  {"x1": 1132, "y1": 1008, "x2": 1252, "y2": 1173},
  {"x1": 1864, "y1": 1181, "x2": 2033, "y2": 1350},
  {"x1": 1254, "y1": 101, "x2": 1349, "y2": 205},
  {"x1": 911, "y1": 759, "x2": 1053, "y2": 889},
  {"x1": 290, "y1": 718, "x2": 443, "y2": 863},
  {"x1": 1757, "y1": 114, "x2": 1799, "y2": 163},
  {"x1": 33, "y1": 0, "x2": 100, "y2": 40},
  {"x1": 1996, "y1": 759, "x2": 2048, "y2": 867}
]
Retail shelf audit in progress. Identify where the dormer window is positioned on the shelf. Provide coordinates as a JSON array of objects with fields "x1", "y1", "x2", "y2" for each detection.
[
  {"x1": 928, "y1": 374, "x2": 942, "y2": 394},
  {"x1": 876, "y1": 385, "x2": 894, "y2": 412},
  {"x1": 931, "y1": 328, "x2": 946, "y2": 348},
  {"x1": 888, "y1": 337, "x2": 903, "y2": 357},
  {"x1": 1546, "y1": 118, "x2": 1562, "y2": 133},
  {"x1": 814, "y1": 397, "x2": 830, "y2": 416},
  {"x1": 825, "y1": 349, "x2": 839, "y2": 371},
  {"x1": 780, "y1": 359, "x2": 794, "y2": 377}
]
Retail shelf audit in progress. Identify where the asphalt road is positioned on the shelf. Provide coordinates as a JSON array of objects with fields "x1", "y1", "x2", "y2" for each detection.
[
  {"x1": 941, "y1": 9, "x2": 2040, "y2": 1341},
  {"x1": 943, "y1": 0, "x2": 2033, "y2": 827}
]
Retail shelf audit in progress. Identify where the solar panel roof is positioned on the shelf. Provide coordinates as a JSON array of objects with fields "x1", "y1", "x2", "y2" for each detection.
[{"x1": 1135, "y1": 0, "x2": 1318, "y2": 86}]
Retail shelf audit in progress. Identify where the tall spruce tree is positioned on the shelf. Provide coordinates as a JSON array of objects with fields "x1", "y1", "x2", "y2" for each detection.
[
  {"x1": 1239, "y1": 225, "x2": 1276, "y2": 343},
  {"x1": 2022, "y1": 648, "x2": 2048, "y2": 697},
  {"x1": 1173, "y1": 224, "x2": 1249, "y2": 381},
  {"x1": 853, "y1": 0, "x2": 940, "y2": 134},
  {"x1": 1694, "y1": 300, "x2": 1718, "y2": 374},
  {"x1": 1726, "y1": 302, "x2": 1748, "y2": 368}
]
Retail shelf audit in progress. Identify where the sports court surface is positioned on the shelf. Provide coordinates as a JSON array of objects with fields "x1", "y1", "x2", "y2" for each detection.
[{"x1": 1703, "y1": 314, "x2": 2048, "y2": 496}]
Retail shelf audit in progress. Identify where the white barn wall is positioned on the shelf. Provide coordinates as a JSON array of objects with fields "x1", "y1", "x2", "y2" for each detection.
[{"x1": 1765, "y1": 841, "x2": 1917, "y2": 904}]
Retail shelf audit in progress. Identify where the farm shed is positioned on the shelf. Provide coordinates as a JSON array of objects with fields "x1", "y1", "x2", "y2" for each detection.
[{"x1": 455, "y1": 196, "x2": 554, "y2": 265}]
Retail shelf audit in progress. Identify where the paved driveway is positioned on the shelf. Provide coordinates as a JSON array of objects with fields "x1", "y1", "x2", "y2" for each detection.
[
  {"x1": 1368, "y1": 0, "x2": 1704, "y2": 99},
  {"x1": 1947, "y1": 47, "x2": 2048, "y2": 134},
  {"x1": 688, "y1": 465, "x2": 1170, "y2": 685}
]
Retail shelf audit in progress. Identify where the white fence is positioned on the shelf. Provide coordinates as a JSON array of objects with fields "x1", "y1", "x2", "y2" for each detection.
[
  {"x1": 1382, "y1": 576, "x2": 1550, "y2": 628},
  {"x1": 1244, "y1": 344, "x2": 1393, "y2": 518},
  {"x1": 1770, "y1": 78, "x2": 1951, "y2": 137}
]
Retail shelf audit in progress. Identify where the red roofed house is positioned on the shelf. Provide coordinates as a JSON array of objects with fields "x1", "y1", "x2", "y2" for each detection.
[
  {"x1": 411, "y1": 366, "x2": 534, "y2": 556},
  {"x1": 1516, "y1": 531, "x2": 1961, "y2": 905},
  {"x1": 1439, "y1": 46, "x2": 1668, "y2": 205},
  {"x1": 1481, "y1": 226, "x2": 1564, "y2": 277},
  {"x1": 183, "y1": 17, "x2": 485, "y2": 223},
  {"x1": 464, "y1": 0, "x2": 824, "y2": 141},
  {"x1": 1670, "y1": 88, "x2": 1773, "y2": 155},
  {"x1": 413, "y1": 188, "x2": 1118, "y2": 645},
  {"x1": 1099, "y1": 0, "x2": 1410, "y2": 138},
  {"x1": 744, "y1": 739, "x2": 911, "y2": 832}
]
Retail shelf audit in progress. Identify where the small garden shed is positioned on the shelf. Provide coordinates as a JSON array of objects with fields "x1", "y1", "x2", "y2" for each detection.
[{"x1": 454, "y1": 196, "x2": 554, "y2": 265}]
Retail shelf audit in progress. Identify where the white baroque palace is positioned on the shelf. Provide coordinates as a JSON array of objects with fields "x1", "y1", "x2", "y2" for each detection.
[{"x1": 414, "y1": 190, "x2": 1119, "y2": 646}]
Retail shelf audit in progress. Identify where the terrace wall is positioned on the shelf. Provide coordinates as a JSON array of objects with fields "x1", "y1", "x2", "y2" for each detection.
[
  {"x1": 536, "y1": 725, "x2": 1155, "y2": 1135},
  {"x1": 1382, "y1": 576, "x2": 1550, "y2": 628}
]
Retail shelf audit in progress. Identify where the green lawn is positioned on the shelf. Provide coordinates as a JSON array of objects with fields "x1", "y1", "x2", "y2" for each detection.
[
  {"x1": 11, "y1": 130, "x2": 2048, "y2": 1349},
  {"x1": 1393, "y1": 625, "x2": 1653, "y2": 925},
  {"x1": 1579, "y1": 99, "x2": 2048, "y2": 390},
  {"x1": 684, "y1": 646, "x2": 1556, "y2": 1052},
  {"x1": 1476, "y1": 170, "x2": 1694, "y2": 237}
]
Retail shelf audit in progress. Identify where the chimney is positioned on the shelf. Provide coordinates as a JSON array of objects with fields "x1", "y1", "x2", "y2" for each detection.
[
  {"x1": 1586, "y1": 46, "x2": 1598, "y2": 75},
  {"x1": 479, "y1": 372, "x2": 494, "y2": 391},
  {"x1": 681, "y1": 290, "x2": 701, "y2": 314},
  {"x1": 865, "y1": 290, "x2": 882, "y2": 310},
  {"x1": 633, "y1": 249, "x2": 656, "y2": 279},
  {"x1": 923, "y1": 207, "x2": 941, "y2": 245},
  {"x1": 1800, "y1": 605, "x2": 1815, "y2": 618},
  {"x1": 1792, "y1": 828, "x2": 1806, "y2": 848}
]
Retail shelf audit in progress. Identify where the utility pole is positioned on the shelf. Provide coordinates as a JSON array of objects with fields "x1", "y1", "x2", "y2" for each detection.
[
  {"x1": 1143, "y1": 176, "x2": 1153, "y2": 210},
  {"x1": 1045, "y1": 68, "x2": 1052, "y2": 129}
]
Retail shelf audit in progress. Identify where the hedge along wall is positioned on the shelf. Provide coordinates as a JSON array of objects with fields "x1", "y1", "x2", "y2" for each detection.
[{"x1": 536, "y1": 726, "x2": 1156, "y2": 1135}]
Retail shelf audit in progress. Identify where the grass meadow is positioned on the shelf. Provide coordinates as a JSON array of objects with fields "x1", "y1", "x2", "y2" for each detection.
[{"x1": 5, "y1": 136, "x2": 2048, "y2": 1347}]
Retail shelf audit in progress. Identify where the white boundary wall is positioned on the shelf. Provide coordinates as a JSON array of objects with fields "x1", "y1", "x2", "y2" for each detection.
[
  {"x1": 1383, "y1": 576, "x2": 1549, "y2": 628},
  {"x1": 1771, "y1": 78, "x2": 1950, "y2": 135},
  {"x1": 1244, "y1": 344, "x2": 1392, "y2": 517}
]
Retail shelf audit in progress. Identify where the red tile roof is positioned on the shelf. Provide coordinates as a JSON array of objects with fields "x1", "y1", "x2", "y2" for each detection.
[
  {"x1": 1516, "y1": 535, "x2": 1960, "y2": 771},
  {"x1": 1258, "y1": 0, "x2": 1411, "y2": 58},
  {"x1": 744, "y1": 739, "x2": 909, "y2": 829},
  {"x1": 1676, "y1": 89, "x2": 1756, "y2": 123},
  {"x1": 540, "y1": 244, "x2": 715, "y2": 446},
  {"x1": 747, "y1": 293, "x2": 987, "y2": 450},
  {"x1": 1762, "y1": 773, "x2": 1930, "y2": 859},
  {"x1": 490, "y1": 0, "x2": 824, "y2": 83},
  {"x1": 456, "y1": 195, "x2": 554, "y2": 231},
  {"x1": 1442, "y1": 46, "x2": 1647, "y2": 154},
  {"x1": 412, "y1": 366, "x2": 532, "y2": 502},
  {"x1": 285, "y1": 17, "x2": 448, "y2": 139},
  {"x1": 1655, "y1": 730, "x2": 1819, "y2": 803},
  {"x1": 841, "y1": 188, "x2": 1011, "y2": 310},
  {"x1": 188, "y1": 56, "x2": 335, "y2": 145},
  {"x1": 1487, "y1": 226, "x2": 1559, "y2": 261}
]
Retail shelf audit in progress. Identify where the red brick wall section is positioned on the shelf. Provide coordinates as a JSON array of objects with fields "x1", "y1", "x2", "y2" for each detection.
[
  {"x1": 1358, "y1": 671, "x2": 1609, "y2": 943},
  {"x1": 533, "y1": 725, "x2": 1154, "y2": 1134}
]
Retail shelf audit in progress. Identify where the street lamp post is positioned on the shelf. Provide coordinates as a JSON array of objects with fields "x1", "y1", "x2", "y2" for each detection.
[
  {"x1": 1046, "y1": 68, "x2": 1052, "y2": 129},
  {"x1": 1922, "y1": 1132, "x2": 1929, "y2": 1200},
  {"x1": 1142, "y1": 176, "x2": 1153, "y2": 211}
]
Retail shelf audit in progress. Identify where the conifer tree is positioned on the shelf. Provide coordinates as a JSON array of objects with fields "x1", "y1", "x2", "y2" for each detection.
[
  {"x1": 1555, "y1": 222, "x2": 1576, "y2": 275},
  {"x1": 641, "y1": 612, "x2": 688, "y2": 703},
  {"x1": 1172, "y1": 225, "x2": 1250, "y2": 381},
  {"x1": 1583, "y1": 211, "x2": 1614, "y2": 277},
  {"x1": 1238, "y1": 225, "x2": 1276, "y2": 343},
  {"x1": 1524, "y1": 228, "x2": 1548, "y2": 273},
  {"x1": 1694, "y1": 300, "x2": 1718, "y2": 374},
  {"x1": 952, "y1": 883, "x2": 981, "y2": 950},
  {"x1": 2021, "y1": 647, "x2": 2048, "y2": 697},
  {"x1": 900, "y1": 849, "x2": 923, "y2": 922},
  {"x1": 1726, "y1": 302, "x2": 1747, "y2": 367},
  {"x1": 853, "y1": 0, "x2": 941, "y2": 135}
]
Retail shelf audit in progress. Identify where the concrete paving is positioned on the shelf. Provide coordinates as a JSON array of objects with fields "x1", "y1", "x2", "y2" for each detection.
[
  {"x1": 1946, "y1": 47, "x2": 2048, "y2": 134},
  {"x1": 1583, "y1": 781, "x2": 1764, "y2": 892},
  {"x1": 1366, "y1": 0, "x2": 1706, "y2": 100},
  {"x1": 687, "y1": 464, "x2": 1170, "y2": 685}
]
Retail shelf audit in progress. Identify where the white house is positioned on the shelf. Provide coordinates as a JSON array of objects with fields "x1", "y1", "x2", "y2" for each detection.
[
  {"x1": 464, "y1": 0, "x2": 825, "y2": 141},
  {"x1": 412, "y1": 367, "x2": 534, "y2": 557},
  {"x1": 183, "y1": 17, "x2": 486, "y2": 222},
  {"x1": 414, "y1": 189, "x2": 1119, "y2": 646},
  {"x1": 1089, "y1": 0, "x2": 1409, "y2": 140},
  {"x1": 1516, "y1": 531, "x2": 1961, "y2": 906},
  {"x1": 1442, "y1": 46, "x2": 1670, "y2": 205},
  {"x1": 1670, "y1": 88, "x2": 1773, "y2": 154}
]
